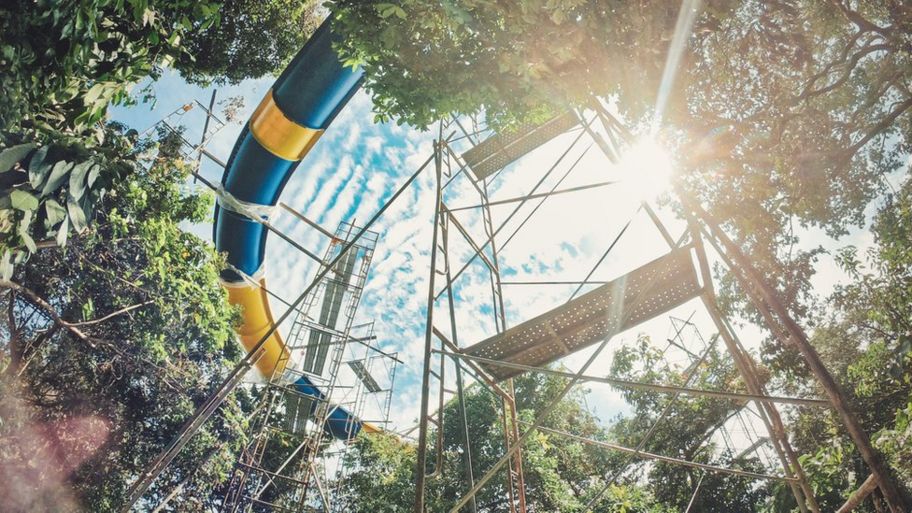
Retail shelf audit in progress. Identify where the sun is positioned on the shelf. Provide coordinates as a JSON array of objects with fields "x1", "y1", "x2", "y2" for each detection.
[{"x1": 617, "y1": 137, "x2": 675, "y2": 201}]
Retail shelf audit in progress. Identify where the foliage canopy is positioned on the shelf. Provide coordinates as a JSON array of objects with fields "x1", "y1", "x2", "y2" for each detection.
[{"x1": 0, "y1": 125, "x2": 244, "y2": 511}]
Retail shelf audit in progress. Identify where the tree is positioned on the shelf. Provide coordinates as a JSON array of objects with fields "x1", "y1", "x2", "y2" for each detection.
[
  {"x1": 0, "y1": 2, "x2": 328, "y2": 510},
  {"x1": 608, "y1": 336, "x2": 775, "y2": 513},
  {"x1": 329, "y1": 0, "x2": 911, "y2": 316},
  {"x1": 178, "y1": 0, "x2": 324, "y2": 85},
  {"x1": 784, "y1": 177, "x2": 912, "y2": 511},
  {"x1": 0, "y1": 0, "x2": 220, "y2": 130},
  {"x1": 0, "y1": 124, "x2": 141, "y2": 281},
  {"x1": 672, "y1": 1, "x2": 912, "y2": 362},
  {"x1": 0, "y1": 125, "x2": 244, "y2": 512},
  {"x1": 334, "y1": 372, "x2": 670, "y2": 513},
  {"x1": 329, "y1": 0, "x2": 679, "y2": 130},
  {"x1": 0, "y1": 0, "x2": 322, "y2": 131}
]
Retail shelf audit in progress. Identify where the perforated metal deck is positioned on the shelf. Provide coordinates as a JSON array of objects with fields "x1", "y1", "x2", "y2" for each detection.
[
  {"x1": 302, "y1": 248, "x2": 359, "y2": 375},
  {"x1": 462, "y1": 112, "x2": 579, "y2": 181},
  {"x1": 462, "y1": 247, "x2": 703, "y2": 381},
  {"x1": 283, "y1": 390, "x2": 314, "y2": 435},
  {"x1": 348, "y1": 360, "x2": 382, "y2": 393}
]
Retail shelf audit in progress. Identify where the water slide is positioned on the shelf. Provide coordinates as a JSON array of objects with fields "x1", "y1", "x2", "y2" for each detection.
[{"x1": 212, "y1": 19, "x2": 376, "y2": 441}]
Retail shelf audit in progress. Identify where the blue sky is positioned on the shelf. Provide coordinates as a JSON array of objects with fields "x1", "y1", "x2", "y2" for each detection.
[
  {"x1": 109, "y1": 71, "x2": 661, "y2": 429},
  {"x1": 108, "y1": 49, "x2": 890, "y2": 469}
]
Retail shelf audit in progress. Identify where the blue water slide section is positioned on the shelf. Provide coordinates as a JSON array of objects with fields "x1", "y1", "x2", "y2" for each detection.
[
  {"x1": 222, "y1": 134, "x2": 298, "y2": 206},
  {"x1": 272, "y1": 20, "x2": 365, "y2": 130},
  {"x1": 214, "y1": 206, "x2": 267, "y2": 282},
  {"x1": 293, "y1": 375, "x2": 363, "y2": 440},
  {"x1": 212, "y1": 17, "x2": 368, "y2": 440}
]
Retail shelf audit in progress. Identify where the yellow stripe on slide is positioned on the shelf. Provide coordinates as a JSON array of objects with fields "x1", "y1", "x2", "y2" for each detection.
[
  {"x1": 225, "y1": 279, "x2": 290, "y2": 377},
  {"x1": 361, "y1": 422, "x2": 382, "y2": 434},
  {"x1": 249, "y1": 90, "x2": 324, "y2": 161}
]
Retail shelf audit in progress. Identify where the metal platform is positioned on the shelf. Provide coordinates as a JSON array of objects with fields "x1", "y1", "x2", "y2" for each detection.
[
  {"x1": 462, "y1": 112, "x2": 579, "y2": 180},
  {"x1": 347, "y1": 361, "x2": 382, "y2": 393},
  {"x1": 462, "y1": 247, "x2": 703, "y2": 380},
  {"x1": 302, "y1": 246, "x2": 359, "y2": 375},
  {"x1": 283, "y1": 388, "x2": 315, "y2": 435}
]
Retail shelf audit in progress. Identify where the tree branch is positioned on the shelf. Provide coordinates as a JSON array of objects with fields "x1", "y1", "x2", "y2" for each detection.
[
  {"x1": 845, "y1": 97, "x2": 912, "y2": 158},
  {"x1": 0, "y1": 280, "x2": 95, "y2": 346},
  {"x1": 798, "y1": 44, "x2": 892, "y2": 103},
  {"x1": 828, "y1": 0, "x2": 892, "y2": 38},
  {"x1": 0, "y1": 280, "x2": 195, "y2": 392},
  {"x1": 67, "y1": 300, "x2": 153, "y2": 327},
  {"x1": 4, "y1": 289, "x2": 23, "y2": 377}
]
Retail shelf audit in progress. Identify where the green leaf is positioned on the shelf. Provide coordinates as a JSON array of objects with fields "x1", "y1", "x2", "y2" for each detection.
[
  {"x1": 82, "y1": 297, "x2": 95, "y2": 321},
  {"x1": 376, "y1": 3, "x2": 397, "y2": 18},
  {"x1": 41, "y1": 160, "x2": 74, "y2": 196},
  {"x1": 67, "y1": 196, "x2": 88, "y2": 232},
  {"x1": 0, "y1": 143, "x2": 36, "y2": 173},
  {"x1": 18, "y1": 210, "x2": 36, "y2": 253},
  {"x1": 84, "y1": 82, "x2": 106, "y2": 105},
  {"x1": 45, "y1": 198, "x2": 67, "y2": 227},
  {"x1": 87, "y1": 164, "x2": 101, "y2": 187},
  {"x1": 55, "y1": 215, "x2": 69, "y2": 246},
  {"x1": 10, "y1": 190, "x2": 39, "y2": 211},
  {"x1": 69, "y1": 160, "x2": 93, "y2": 200},
  {"x1": 28, "y1": 146, "x2": 53, "y2": 188},
  {"x1": 0, "y1": 250, "x2": 12, "y2": 281},
  {"x1": 142, "y1": 8, "x2": 156, "y2": 27}
]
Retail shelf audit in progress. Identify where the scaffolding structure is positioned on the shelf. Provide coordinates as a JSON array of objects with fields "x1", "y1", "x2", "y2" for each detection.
[
  {"x1": 141, "y1": 90, "x2": 227, "y2": 166},
  {"x1": 219, "y1": 221, "x2": 391, "y2": 513},
  {"x1": 120, "y1": 89, "x2": 909, "y2": 513},
  {"x1": 117, "y1": 97, "x2": 408, "y2": 513},
  {"x1": 411, "y1": 109, "x2": 837, "y2": 513}
]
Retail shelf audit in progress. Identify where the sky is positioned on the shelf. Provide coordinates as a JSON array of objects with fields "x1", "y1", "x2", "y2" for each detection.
[{"x1": 107, "y1": 17, "x2": 893, "y2": 475}]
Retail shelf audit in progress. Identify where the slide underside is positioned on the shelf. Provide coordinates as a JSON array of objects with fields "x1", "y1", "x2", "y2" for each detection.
[{"x1": 212, "y1": 19, "x2": 375, "y2": 441}]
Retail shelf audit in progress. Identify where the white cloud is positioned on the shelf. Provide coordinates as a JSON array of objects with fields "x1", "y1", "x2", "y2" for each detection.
[{"x1": 115, "y1": 72, "x2": 863, "y2": 478}]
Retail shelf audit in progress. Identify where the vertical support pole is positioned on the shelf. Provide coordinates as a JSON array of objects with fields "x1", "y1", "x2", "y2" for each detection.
[
  {"x1": 689, "y1": 220, "x2": 818, "y2": 513},
  {"x1": 442, "y1": 214, "x2": 478, "y2": 513},
  {"x1": 193, "y1": 89, "x2": 217, "y2": 183},
  {"x1": 689, "y1": 201, "x2": 909, "y2": 512},
  {"x1": 480, "y1": 177, "x2": 527, "y2": 513},
  {"x1": 414, "y1": 140, "x2": 444, "y2": 513},
  {"x1": 683, "y1": 472, "x2": 706, "y2": 513}
]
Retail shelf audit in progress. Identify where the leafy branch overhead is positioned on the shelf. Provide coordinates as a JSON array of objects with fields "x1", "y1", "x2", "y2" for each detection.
[
  {"x1": 0, "y1": 0, "x2": 323, "y2": 130},
  {"x1": 0, "y1": 128, "x2": 138, "y2": 279}
]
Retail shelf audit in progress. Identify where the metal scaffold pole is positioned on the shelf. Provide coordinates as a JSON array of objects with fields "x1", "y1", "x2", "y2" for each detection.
[
  {"x1": 585, "y1": 99, "x2": 825, "y2": 513},
  {"x1": 414, "y1": 139, "x2": 444, "y2": 512},
  {"x1": 122, "y1": 128, "x2": 439, "y2": 511},
  {"x1": 441, "y1": 210, "x2": 478, "y2": 513},
  {"x1": 683, "y1": 198, "x2": 910, "y2": 513}
]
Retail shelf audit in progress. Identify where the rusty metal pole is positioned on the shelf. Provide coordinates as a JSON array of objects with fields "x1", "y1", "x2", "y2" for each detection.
[
  {"x1": 441, "y1": 213, "x2": 478, "y2": 513},
  {"x1": 480, "y1": 175, "x2": 527, "y2": 513},
  {"x1": 414, "y1": 140, "x2": 444, "y2": 513},
  {"x1": 686, "y1": 198, "x2": 909, "y2": 513}
]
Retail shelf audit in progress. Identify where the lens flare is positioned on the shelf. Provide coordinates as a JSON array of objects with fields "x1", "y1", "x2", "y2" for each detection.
[{"x1": 618, "y1": 137, "x2": 674, "y2": 201}]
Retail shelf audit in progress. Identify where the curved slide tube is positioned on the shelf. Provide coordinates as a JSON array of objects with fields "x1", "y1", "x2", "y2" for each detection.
[{"x1": 213, "y1": 19, "x2": 376, "y2": 441}]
